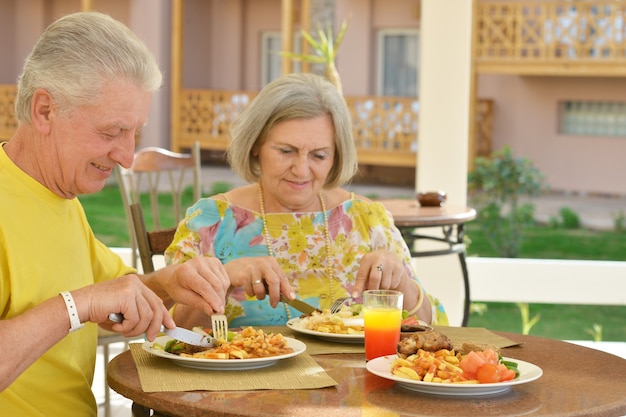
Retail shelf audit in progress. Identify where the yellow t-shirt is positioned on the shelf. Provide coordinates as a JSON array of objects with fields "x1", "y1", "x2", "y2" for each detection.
[{"x1": 0, "y1": 144, "x2": 134, "y2": 416}]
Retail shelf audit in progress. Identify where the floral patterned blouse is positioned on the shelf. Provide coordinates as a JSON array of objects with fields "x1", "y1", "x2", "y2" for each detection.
[{"x1": 164, "y1": 195, "x2": 448, "y2": 327}]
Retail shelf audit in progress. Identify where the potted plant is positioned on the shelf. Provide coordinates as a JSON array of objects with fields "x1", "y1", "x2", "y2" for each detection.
[{"x1": 280, "y1": 18, "x2": 349, "y2": 93}]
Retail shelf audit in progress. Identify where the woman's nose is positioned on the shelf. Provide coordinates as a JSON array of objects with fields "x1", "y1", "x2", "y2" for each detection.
[{"x1": 291, "y1": 156, "x2": 310, "y2": 175}]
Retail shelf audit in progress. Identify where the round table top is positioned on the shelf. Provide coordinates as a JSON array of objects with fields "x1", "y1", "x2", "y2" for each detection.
[
  {"x1": 377, "y1": 199, "x2": 477, "y2": 228},
  {"x1": 107, "y1": 331, "x2": 626, "y2": 417}
]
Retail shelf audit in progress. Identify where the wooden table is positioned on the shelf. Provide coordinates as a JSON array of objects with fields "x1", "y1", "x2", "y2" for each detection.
[
  {"x1": 378, "y1": 199, "x2": 477, "y2": 326},
  {"x1": 107, "y1": 332, "x2": 626, "y2": 417}
]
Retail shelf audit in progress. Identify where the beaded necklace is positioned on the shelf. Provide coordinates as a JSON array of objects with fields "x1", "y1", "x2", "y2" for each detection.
[{"x1": 258, "y1": 183, "x2": 334, "y2": 319}]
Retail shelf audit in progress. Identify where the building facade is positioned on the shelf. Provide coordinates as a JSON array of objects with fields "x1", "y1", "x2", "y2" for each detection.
[{"x1": 1, "y1": 0, "x2": 625, "y2": 195}]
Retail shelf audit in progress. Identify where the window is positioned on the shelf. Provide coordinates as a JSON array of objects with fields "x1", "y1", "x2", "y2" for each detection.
[
  {"x1": 261, "y1": 32, "x2": 302, "y2": 87},
  {"x1": 377, "y1": 29, "x2": 420, "y2": 97},
  {"x1": 561, "y1": 101, "x2": 626, "y2": 136}
]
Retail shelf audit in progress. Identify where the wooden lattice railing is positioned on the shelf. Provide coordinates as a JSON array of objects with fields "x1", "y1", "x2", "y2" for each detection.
[
  {"x1": 0, "y1": 84, "x2": 492, "y2": 167},
  {"x1": 345, "y1": 96, "x2": 420, "y2": 167},
  {"x1": 476, "y1": 1, "x2": 626, "y2": 75},
  {"x1": 0, "y1": 85, "x2": 17, "y2": 141},
  {"x1": 176, "y1": 89, "x2": 257, "y2": 153},
  {"x1": 176, "y1": 88, "x2": 494, "y2": 168}
]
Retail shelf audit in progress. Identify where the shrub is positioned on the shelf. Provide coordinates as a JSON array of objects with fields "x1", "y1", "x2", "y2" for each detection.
[
  {"x1": 613, "y1": 210, "x2": 626, "y2": 232},
  {"x1": 558, "y1": 207, "x2": 581, "y2": 229},
  {"x1": 468, "y1": 146, "x2": 545, "y2": 257}
]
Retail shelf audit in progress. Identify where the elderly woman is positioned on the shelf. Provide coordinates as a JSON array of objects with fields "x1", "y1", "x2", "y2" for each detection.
[{"x1": 166, "y1": 73, "x2": 448, "y2": 328}]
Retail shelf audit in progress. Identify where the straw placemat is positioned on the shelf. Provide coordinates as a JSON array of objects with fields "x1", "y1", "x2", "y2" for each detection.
[
  {"x1": 263, "y1": 325, "x2": 520, "y2": 353},
  {"x1": 130, "y1": 343, "x2": 337, "y2": 393},
  {"x1": 433, "y1": 326, "x2": 522, "y2": 349}
]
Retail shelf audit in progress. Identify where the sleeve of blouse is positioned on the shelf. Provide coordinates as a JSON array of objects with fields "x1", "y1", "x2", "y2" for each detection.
[
  {"x1": 368, "y1": 201, "x2": 415, "y2": 265},
  {"x1": 164, "y1": 198, "x2": 223, "y2": 265}
]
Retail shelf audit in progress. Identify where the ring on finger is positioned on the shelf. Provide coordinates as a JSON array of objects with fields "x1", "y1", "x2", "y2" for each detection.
[
  {"x1": 253, "y1": 279, "x2": 263, "y2": 285},
  {"x1": 376, "y1": 264, "x2": 384, "y2": 272}
]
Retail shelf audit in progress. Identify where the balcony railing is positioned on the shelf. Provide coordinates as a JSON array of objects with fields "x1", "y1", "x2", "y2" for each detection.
[
  {"x1": 0, "y1": 85, "x2": 17, "y2": 141},
  {"x1": 174, "y1": 88, "x2": 494, "y2": 168},
  {"x1": 0, "y1": 84, "x2": 493, "y2": 168},
  {"x1": 476, "y1": 1, "x2": 626, "y2": 75}
]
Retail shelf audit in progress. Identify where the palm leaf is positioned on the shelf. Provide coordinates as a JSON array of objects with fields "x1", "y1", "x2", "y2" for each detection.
[{"x1": 278, "y1": 50, "x2": 327, "y2": 64}]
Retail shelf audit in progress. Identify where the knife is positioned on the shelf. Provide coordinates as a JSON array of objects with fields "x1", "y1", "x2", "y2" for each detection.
[
  {"x1": 261, "y1": 281, "x2": 318, "y2": 315},
  {"x1": 108, "y1": 313, "x2": 214, "y2": 347},
  {"x1": 278, "y1": 294, "x2": 318, "y2": 315}
]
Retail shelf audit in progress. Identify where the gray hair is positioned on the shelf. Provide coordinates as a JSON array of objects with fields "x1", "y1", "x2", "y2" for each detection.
[
  {"x1": 227, "y1": 73, "x2": 358, "y2": 188},
  {"x1": 15, "y1": 11, "x2": 162, "y2": 123}
]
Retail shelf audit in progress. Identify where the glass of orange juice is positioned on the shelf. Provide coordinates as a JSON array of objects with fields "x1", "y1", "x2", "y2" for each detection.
[{"x1": 363, "y1": 290, "x2": 403, "y2": 361}]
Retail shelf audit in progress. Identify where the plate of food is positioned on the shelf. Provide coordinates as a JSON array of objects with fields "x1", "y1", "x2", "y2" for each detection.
[
  {"x1": 143, "y1": 327, "x2": 306, "y2": 370},
  {"x1": 286, "y1": 307, "x2": 364, "y2": 343},
  {"x1": 366, "y1": 354, "x2": 543, "y2": 396}
]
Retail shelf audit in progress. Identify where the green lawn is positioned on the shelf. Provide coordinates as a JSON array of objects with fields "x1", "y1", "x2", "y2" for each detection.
[
  {"x1": 464, "y1": 222, "x2": 626, "y2": 341},
  {"x1": 78, "y1": 183, "x2": 626, "y2": 342},
  {"x1": 466, "y1": 223, "x2": 626, "y2": 261},
  {"x1": 77, "y1": 184, "x2": 199, "y2": 247},
  {"x1": 468, "y1": 302, "x2": 625, "y2": 342}
]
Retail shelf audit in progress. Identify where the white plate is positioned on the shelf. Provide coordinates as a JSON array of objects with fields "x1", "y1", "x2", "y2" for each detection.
[
  {"x1": 286, "y1": 317, "x2": 364, "y2": 344},
  {"x1": 366, "y1": 355, "x2": 543, "y2": 396},
  {"x1": 143, "y1": 335, "x2": 306, "y2": 370}
]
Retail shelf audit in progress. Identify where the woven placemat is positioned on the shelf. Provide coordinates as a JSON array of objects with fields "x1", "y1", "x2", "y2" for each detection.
[
  {"x1": 265, "y1": 325, "x2": 519, "y2": 353},
  {"x1": 130, "y1": 343, "x2": 337, "y2": 393},
  {"x1": 130, "y1": 325, "x2": 518, "y2": 393},
  {"x1": 433, "y1": 326, "x2": 522, "y2": 349}
]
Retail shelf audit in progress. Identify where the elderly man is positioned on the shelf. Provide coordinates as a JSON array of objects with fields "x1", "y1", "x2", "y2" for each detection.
[{"x1": 0, "y1": 12, "x2": 229, "y2": 416}]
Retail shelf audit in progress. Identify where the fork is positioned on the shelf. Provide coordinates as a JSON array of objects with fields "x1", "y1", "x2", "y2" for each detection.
[
  {"x1": 211, "y1": 314, "x2": 229, "y2": 341},
  {"x1": 329, "y1": 297, "x2": 353, "y2": 314}
]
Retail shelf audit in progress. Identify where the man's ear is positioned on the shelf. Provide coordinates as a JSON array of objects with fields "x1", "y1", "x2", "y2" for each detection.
[{"x1": 31, "y1": 89, "x2": 53, "y2": 135}]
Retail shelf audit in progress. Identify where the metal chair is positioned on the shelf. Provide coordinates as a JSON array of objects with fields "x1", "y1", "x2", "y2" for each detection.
[
  {"x1": 97, "y1": 329, "x2": 131, "y2": 417},
  {"x1": 115, "y1": 142, "x2": 201, "y2": 269}
]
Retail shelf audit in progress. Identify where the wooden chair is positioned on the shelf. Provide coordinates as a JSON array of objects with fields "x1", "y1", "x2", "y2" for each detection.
[
  {"x1": 97, "y1": 204, "x2": 177, "y2": 416},
  {"x1": 100, "y1": 144, "x2": 199, "y2": 415},
  {"x1": 115, "y1": 142, "x2": 201, "y2": 269},
  {"x1": 130, "y1": 202, "x2": 177, "y2": 274}
]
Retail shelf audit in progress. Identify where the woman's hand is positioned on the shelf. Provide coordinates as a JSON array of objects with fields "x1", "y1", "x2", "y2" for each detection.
[
  {"x1": 353, "y1": 250, "x2": 432, "y2": 323},
  {"x1": 224, "y1": 257, "x2": 295, "y2": 307},
  {"x1": 354, "y1": 249, "x2": 411, "y2": 293}
]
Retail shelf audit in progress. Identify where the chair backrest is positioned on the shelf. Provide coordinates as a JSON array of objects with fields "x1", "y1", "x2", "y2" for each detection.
[
  {"x1": 130, "y1": 202, "x2": 177, "y2": 274},
  {"x1": 116, "y1": 141, "x2": 201, "y2": 268}
]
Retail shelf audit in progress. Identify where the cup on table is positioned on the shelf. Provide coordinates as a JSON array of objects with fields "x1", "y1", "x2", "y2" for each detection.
[
  {"x1": 363, "y1": 290, "x2": 404, "y2": 361},
  {"x1": 416, "y1": 190, "x2": 447, "y2": 207}
]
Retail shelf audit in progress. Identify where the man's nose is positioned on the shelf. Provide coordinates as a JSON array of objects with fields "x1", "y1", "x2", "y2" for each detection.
[{"x1": 111, "y1": 133, "x2": 136, "y2": 168}]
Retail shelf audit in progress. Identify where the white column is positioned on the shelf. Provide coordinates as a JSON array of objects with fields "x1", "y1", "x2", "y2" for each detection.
[
  {"x1": 417, "y1": 0, "x2": 472, "y2": 205},
  {"x1": 414, "y1": 0, "x2": 474, "y2": 326}
]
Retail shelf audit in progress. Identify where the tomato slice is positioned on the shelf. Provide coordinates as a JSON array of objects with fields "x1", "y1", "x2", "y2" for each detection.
[
  {"x1": 476, "y1": 363, "x2": 501, "y2": 383},
  {"x1": 401, "y1": 315, "x2": 420, "y2": 326},
  {"x1": 497, "y1": 364, "x2": 517, "y2": 381}
]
